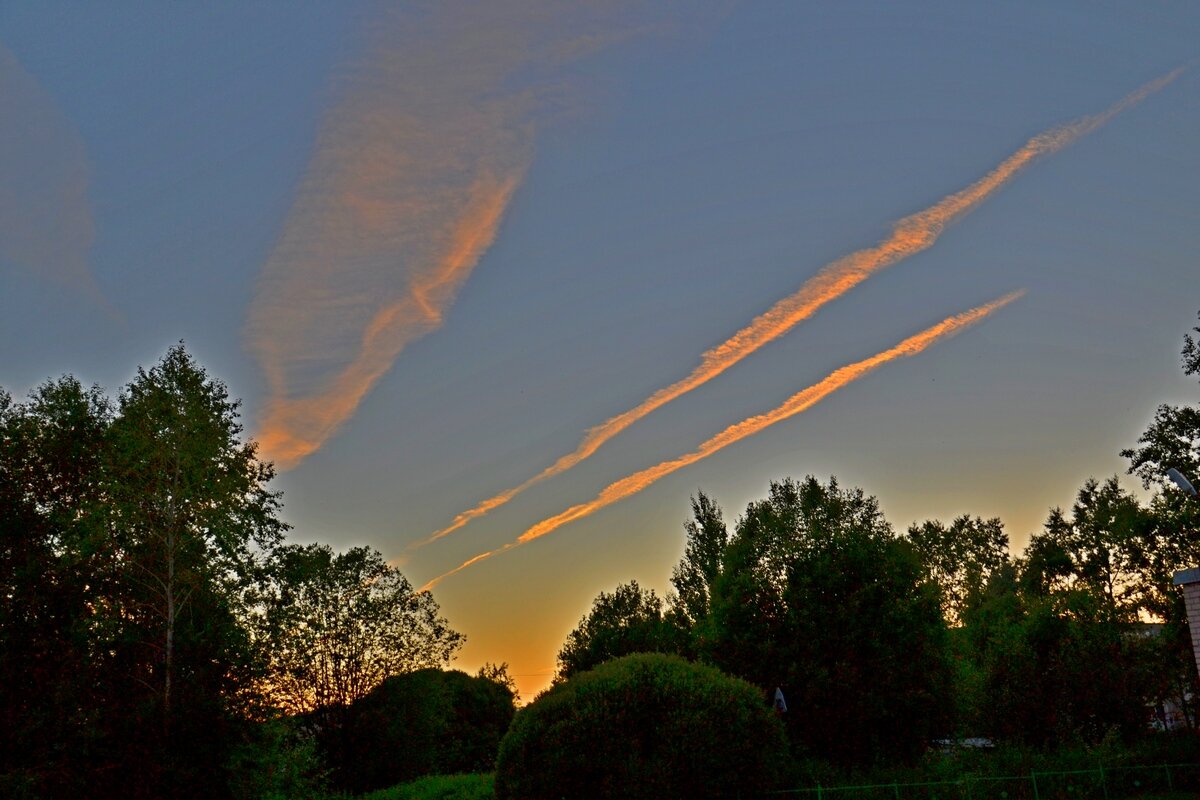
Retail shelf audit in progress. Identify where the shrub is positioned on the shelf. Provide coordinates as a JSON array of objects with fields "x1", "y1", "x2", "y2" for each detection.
[
  {"x1": 226, "y1": 717, "x2": 328, "y2": 800},
  {"x1": 494, "y1": 653, "x2": 787, "y2": 800},
  {"x1": 329, "y1": 669, "x2": 514, "y2": 794}
]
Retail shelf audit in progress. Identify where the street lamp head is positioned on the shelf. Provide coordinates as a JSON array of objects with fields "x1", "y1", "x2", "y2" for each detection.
[{"x1": 1166, "y1": 468, "x2": 1199, "y2": 498}]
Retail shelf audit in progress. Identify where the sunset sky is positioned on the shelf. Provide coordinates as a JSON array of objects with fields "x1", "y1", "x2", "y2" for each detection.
[{"x1": 3, "y1": 1, "x2": 1198, "y2": 698}]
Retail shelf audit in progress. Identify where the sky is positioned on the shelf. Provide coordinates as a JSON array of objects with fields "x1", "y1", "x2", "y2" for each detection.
[{"x1": 2, "y1": 1, "x2": 1198, "y2": 699}]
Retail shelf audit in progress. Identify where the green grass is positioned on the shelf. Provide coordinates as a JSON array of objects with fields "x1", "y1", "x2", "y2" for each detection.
[
  {"x1": 346, "y1": 769, "x2": 1197, "y2": 800},
  {"x1": 358, "y1": 773, "x2": 493, "y2": 800}
]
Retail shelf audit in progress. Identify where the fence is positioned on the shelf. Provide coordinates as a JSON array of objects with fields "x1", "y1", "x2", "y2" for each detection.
[{"x1": 766, "y1": 762, "x2": 1200, "y2": 800}]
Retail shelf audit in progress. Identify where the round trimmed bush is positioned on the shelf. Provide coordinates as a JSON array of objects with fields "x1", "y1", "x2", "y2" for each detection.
[
  {"x1": 330, "y1": 668, "x2": 515, "y2": 794},
  {"x1": 494, "y1": 653, "x2": 787, "y2": 800}
]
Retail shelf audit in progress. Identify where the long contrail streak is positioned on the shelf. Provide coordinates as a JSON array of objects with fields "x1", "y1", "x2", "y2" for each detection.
[
  {"x1": 419, "y1": 290, "x2": 1024, "y2": 590},
  {"x1": 419, "y1": 68, "x2": 1181, "y2": 546}
]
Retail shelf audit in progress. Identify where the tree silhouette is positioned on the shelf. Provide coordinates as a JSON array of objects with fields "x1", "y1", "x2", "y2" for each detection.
[
  {"x1": 556, "y1": 580, "x2": 682, "y2": 681},
  {"x1": 253, "y1": 543, "x2": 463, "y2": 716},
  {"x1": 906, "y1": 514, "x2": 1009, "y2": 624}
]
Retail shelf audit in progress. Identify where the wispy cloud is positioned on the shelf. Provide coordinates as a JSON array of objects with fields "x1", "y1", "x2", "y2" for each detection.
[
  {"x1": 0, "y1": 44, "x2": 105, "y2": 305},
  {"x1": 247, "y1": 1, "x2": 707, "y2": 469},
  {"x1": 419, "y1": 67, "x2": 1181, "y2": 545},
  {"x1": 420, "y1": 291, "x2": 1024, "y2": 590}
]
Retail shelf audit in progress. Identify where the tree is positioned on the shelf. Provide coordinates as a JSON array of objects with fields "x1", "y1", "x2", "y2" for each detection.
[
  {"x1": 1118, "y1": 310, "x2": 1200, "y2": 727},
  {"x1": 964, "y1": 567, "x2": 1154, "y2": 747},
  {"x1": 556, "y1": 580, "x2": 683, "y2": 681},
  {"x1": 955, "y1": 479, "x2": 1171, "y2": 746},
  {"x1": 906, "y1": 515, "x2": 1009, "y2": 624},
  {"x1": 476, "y1": 661, "x2": 520, "y2": 704},
  {"x1": 1121, "y1": 309, "x2": 1200, "y2": 490},
  {"x1": 1, "y1": 346, "x2": 291, "y2": 798},
  {"x1": 1118, "y1": 310, "x2": 1200, "y2": 619},
  {"x1": 669, "y1": 491, "x2": 728, "y2": 627},
  {"x1": 104, "y1": 344, "x2": 287, "y2": 795},
  {"x1": 253, "y1": 543, "x2": 463, "y2": 716},
  {"x1": 703, "y1": 477, "x2": 953, "y2": 765},
  {"x1": 1021, "y1": 474, "x2": 1198, "y2": 624},
  {"x1": 0, "y1": 378, "x2": 112, "y2": 796}
]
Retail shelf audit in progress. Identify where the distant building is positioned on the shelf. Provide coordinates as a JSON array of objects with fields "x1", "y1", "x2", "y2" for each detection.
[{"x1": 1173, "y1": 567, "x2": 1200, "y2": 677}]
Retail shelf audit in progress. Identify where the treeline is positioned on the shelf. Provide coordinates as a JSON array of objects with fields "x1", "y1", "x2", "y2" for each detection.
[
  {"x1": 553, "y1": 312, "x2": 1200, "y2": 767},
  {"x1": 0, "y1": 345, "x2": 484, "y2": 799},
  {"x1": 557, "y1": 475, "x2": 1197, "y2": 764},
  {"x1": 3, "y1": 311, "x2": 1199, "y2": 797}
]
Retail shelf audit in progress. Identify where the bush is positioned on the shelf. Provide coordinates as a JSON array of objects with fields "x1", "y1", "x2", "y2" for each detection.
[
  {"x1": 226, "y1": 718, "x2": 328, "y2": 800},
  {"x1": 329, "y1": 669, "x2": 514, "y2": 794},
  {"x1": 494, "y1": 653, "x2": 787, "y2": 800}
]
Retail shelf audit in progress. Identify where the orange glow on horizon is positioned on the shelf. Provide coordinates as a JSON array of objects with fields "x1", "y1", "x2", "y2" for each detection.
[
  {"x1": 418, "y1": 68, "x2": 1181, "y2": 547},
  {"x1": 419, "y1": 290, "x2": 1024, "y2": 591}
]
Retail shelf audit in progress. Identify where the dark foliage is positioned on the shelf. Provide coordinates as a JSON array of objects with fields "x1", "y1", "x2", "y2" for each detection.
[
  {"x1": 252, "y1": 543, "x2": 463, "y2": 716},
  {"x1": 669, "y1": 491, "x2": 728, "y2": 628},
  {"x1": 0, "y1": 349, "x2": 284, "y2": 798},
  {"x1": 495, "y1": 653, "x2": 786, "y2": 800},
  {"x1": 226, "y1": 717, "x2": 328, "y2": 800},
  {"x1": 906, "y1": 514, "x2": 1009, "y2": 624},
  {"x1": 701, "y1": 477, "x2": 954, "y2": 765},
  {"x1": 328, "y1": 668, "x2": 515, "y2": 794},
  {"x1": 0, "y1": 379, "x2": 112, "y2": 797},
  {"x1": 555, "y1": 579, "x2": 685, "y2": 681},
  {"x1": 967, "y1": 578, "x2": 1153, "y2": 747}
]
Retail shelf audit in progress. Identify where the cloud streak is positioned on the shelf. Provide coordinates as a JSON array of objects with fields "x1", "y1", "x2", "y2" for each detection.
[
  {"x1": 420, "y1": 68, "x2": 1182, "y2": 544},
  {"x1": 0, "y1": 44, "x2": 105, "y2": 305},
  {"x1": 420, "y1": 290, "x2": 1024, "y2": 590},
  {"x1": 247, "y1": 1, "x2": 700, "y2": 469}
]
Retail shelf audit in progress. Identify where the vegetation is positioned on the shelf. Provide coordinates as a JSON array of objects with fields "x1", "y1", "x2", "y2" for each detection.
[
  {"x1": 557, "y1": 477, "x2": 954, "y2": 764},
  {"x1": 906, "y1": 514, "x2": 1009, "y2": 623},
  {"x1": 495, "y1": 653, "x2": 786, "y2": 800},
  {"x1": 359, "y1": 773, "x2": 493, "y2": 800},
  {"x1": 554, "y1": 579, "x2": 684, "y2": 680},
  {"x1": 327, "y1": 668, "x2": 515, "y2": 795},
  {"x1": 0, "y1": 346, "x2": 288, "y2": 797},
  {"x1": 2, "y1": 310, "x2": 1199, "y2": 795},
  {"x1": 552, "y1": 309, "x2": 1200, "y2": 773},
  {"x1": 252, "y1": 543, "x2": 463, "y2": 717},
  {"x1": 0, "y1": 345, "x2": 464, "y2": 798}
]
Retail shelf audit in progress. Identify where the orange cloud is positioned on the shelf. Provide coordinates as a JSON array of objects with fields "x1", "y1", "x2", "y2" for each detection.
[
  {"x1": 419, "y1": 68, "x2": 1182, "y2": 545},
  {"x1": 420, "y1": 291, "x2": 1024, "y2": 590},
  {"x1": 0, "y1": 44, "x2": 106, "y2": 307},
  {"x1": 254, "y1": 170, "x2": 522, "y2": 468},
  {"x1": 248, "y1": 2, "x2": 723, "y2": 470}
]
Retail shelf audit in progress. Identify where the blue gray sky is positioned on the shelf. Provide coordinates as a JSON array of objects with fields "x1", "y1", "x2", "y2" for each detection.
[{"x1": 2, "y1": 1, "x2": 1198, "y2": 696}]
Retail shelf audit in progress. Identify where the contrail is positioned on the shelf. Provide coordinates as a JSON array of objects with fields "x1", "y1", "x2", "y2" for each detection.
[
  {"x1": 420, "y1": 290, "x2": 1024, "y2": 590},
  {"x1": 419, "y1": 68, "x2": 1182, "y2": 545},
  {"x1": 253, "y1": 170, "x2": 523, "y2": 468},
  {"x1": 246, "y1": 1, "x2": 715, "y2": 470}
]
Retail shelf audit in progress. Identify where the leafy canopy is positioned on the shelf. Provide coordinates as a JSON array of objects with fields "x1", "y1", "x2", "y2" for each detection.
[{"x1": 252, "y1": 543, "x2": 464, "y2": 716}]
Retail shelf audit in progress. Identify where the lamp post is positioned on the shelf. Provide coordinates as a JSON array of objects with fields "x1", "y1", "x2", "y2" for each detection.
[
  {"x1": 1167, "y1": 468, "x2": 1199, "y2": 498},
  {"x1": 1168, "y1": 469, "x2": 1200, "y2": 678}
]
